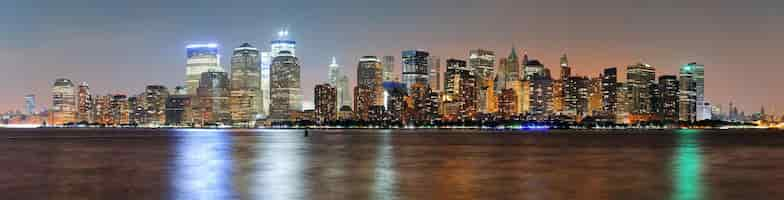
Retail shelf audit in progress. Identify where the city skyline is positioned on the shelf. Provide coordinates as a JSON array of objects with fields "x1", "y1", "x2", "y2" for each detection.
[{"x1": 2, "y1": 0, "x2": 783, "y2": 113}]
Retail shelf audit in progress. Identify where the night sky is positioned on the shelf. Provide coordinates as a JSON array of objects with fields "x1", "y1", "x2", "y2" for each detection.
[{"x1": 1, "y1": 0, "x2": 782, "y2": 114}]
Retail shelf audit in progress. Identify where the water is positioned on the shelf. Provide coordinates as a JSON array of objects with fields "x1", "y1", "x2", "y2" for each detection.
[{"x1": 2, "y1": 128, "x2": 784, "y2": 200}]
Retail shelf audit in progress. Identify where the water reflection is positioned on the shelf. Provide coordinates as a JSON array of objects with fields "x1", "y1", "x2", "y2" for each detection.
[
  {"x1": 253, "y1": 130, "x2": 310, "y2": 200},
  {"x1": 374, "y1": 130, "x2": 398, "y2": 200},
  {"x1": 171, "y1": 130, "x2": 234, "y2": 200},
  {"x1": 672, "y1": 130, "x2": 705, "y2": 200}
]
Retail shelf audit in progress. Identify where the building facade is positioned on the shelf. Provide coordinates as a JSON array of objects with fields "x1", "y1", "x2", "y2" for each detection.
[
  {"x1": 185, "y1": 43, "x2": 221, "y2": 96},
  {"x1": 269, "y1": 51, "x2": 302, "y2": 121},
  {"x1": 229, "y1": 43, "x2": 262, "y2": 125}
]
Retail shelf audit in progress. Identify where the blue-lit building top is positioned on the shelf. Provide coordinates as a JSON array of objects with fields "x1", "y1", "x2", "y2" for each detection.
[{"x1": 186, "y1": 43, "x2": 219, "y2": 58}]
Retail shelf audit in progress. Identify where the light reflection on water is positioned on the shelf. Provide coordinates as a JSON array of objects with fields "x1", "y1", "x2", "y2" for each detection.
[
  {"x1": 171, "y1": 130, "x2": 234, "y2": 200},
  {"x1": 374, "y1": 130, "x2": 397, "y2": 200},
  {"x1": 12, "y1": 129, "x2": 784, "y2": 199},
  {"x1": 672, "y1": 129, "x2": 705, "y2": 200}
]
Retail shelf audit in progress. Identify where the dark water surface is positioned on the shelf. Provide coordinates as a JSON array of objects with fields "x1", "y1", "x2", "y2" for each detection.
[{"x1": 2, "y1": 128, "x2": 784, "y2": 200}]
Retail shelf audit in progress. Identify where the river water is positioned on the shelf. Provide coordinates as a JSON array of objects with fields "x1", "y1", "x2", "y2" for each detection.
[{"x1": 1, "y1": 128, "x2": 784, "y2": 200}]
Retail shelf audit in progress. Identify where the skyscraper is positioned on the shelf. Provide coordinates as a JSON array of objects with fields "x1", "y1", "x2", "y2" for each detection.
[
  {"x1": 269, "y1": 50, "x2": 302, "y2": 121},
  {"x1": 355, "y1": 56, "x2": 384, "y2": 120},
  {"x1": 659, "y1": 75, "x2": 679, "y2": 122},
  {"x1": 428, "y1": 56, "x2": 441, "y2": 91},
  {"x1": 76, "y1": 82, "x2": 92, "y2": 122},
  {"x1": 689, "y1": 62, "x2": 709, "y2": 121},
  {"x1": 328, "y1": 57, "x2": 340, "y2": 86},
  {"x1": 601, "y1": 67, "x2": 619, "y2": 117},
  {"x1": 260, "y1": 51, "x2": 272, "y2": 117},
  {"x1": 185, "y1": 43, "x2": 221, "y2": 96},
  {"x1": 529, "y1": 72, "x2": 554, "y2": 120},
  {"x1": 444, "y1": 59, "x2": 477, "y2": 120},
  {"x1": 626, "y1": 62, "x2": 656, "y2": 115},
  {"x1": 229, "y1": 43, "x2": 262, "y2": 125},
  {"x1": 109, "y1": 94, "x2": 129, "y2": 126},
  {"x1": 560, "y1": 53, "x2": 571, "y2": 81},
  {"x1": 503, "y1": 48, "x2": 521, "y2": 84},
  {"x1": 401, "y1": 50, "x2": 430, "y2": 91},
  {"x1": 564, "y1": 76, "x2": 590, "y2": 119},
  {"x1": 679, "y1": 62, "x2": 703, "y2": 122},
  {"x1": 144, "y1": 85, "x2": 169, "y2": 126},
  {"x1": 165, "y1": 86, "x2": 192, "y2": 126},
  {"x1": 196, "y1": 71, "x2": 231, "y2": 125},
  {"x1": 337, "y1": 75, "x2": 351, "y2": 108},
  {"x1": 271, "y1": 29, "x2": 296, "y2": 57},
  {"x1": 24, "y1": 95, "x2": 35, "y2": 115},
  {"x1": 382, "y1": 56, "x2": 396, "y2": 81},
  {"x1": 314, "y1": 84, "x2": 337, "y2": 123},
  {"x1": 468, "y1": 49, "x2": 496, "y2": 113},
  {"x1": 50, "y1": 78, "x2": 76, "y2": 125}
]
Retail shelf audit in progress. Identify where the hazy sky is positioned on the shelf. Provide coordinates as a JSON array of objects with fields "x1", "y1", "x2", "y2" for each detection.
[{"x1": 1, "y1": 0, "x2": 782, "y2": 113}]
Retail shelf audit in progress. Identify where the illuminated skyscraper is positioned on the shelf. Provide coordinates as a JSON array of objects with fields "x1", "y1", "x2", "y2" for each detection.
[
  {"x1": 626, "y1": 62, "x2": 657, "y2": 115},
  {"x1": 165, "y1": 86, "x2": 192, "y2": 126},
  {"x1": 110, "y1": 94, "x2": 129, "y2": 126},
  {"x1": 229, "y1": 43, "x2": 262, "y2": 125},
  {"x1": 523, "y1": 58, "x2": 546, "y2": 82},
  {"x1": 355, "y1": 56, "x2": 384, "y2": 120},
  {"x1": 679, "y1": 62, "x2": 705, "y2": 122},
  {"x1": 560, "y1": 53, "x2": 571, "y2": 81},
  {"x1": 444, "y1": 59, "x2": 477, "y2": 120},
  {"x1": 314, "y1": 84, "x2": 337, "y2": 123},
  {"x1": 564, "y1": 76, "x2": 590, "y2": 119},
  {"x1": 76, "y1": 82, "x2": 92, "y2": 122},
  {"x1": 144, "y1": 85, "x2": 169, "y2": 126},
  {"x1": 428, "y1": 56, "x2": 441, "y2": 91},
  {"x1": 529, "y1": 73, "x2": 553, "y2": 120},
  {"x1": 197, "y1": 72, "x2": 231, "y2": 125},
  {"x1": 24, "y1": 95, "x2": 35, "y2": 115},
  {"x1": 688, "y1": 62, "x2": 709, "y2": 121},
  {"x1": 269, "y1": 50, "x2": 302, "y2": 121},
  {"x1": 468, "y1": 49, "x2": 496, "y2": 113},
  {"x1": 271, "y1": 28, "x2": 296, "y2": 57},
  {"x1": 260, "y1": 51, "x2": 272, "y2": 117},
  {"x1": 328, "y1": 57, "x2": 340, "y2": 86},
  {"x1": 382, "y1": 56, "x2": 396, "y2": 81},
  {"x1": 659, "y1": 75, "x2": 679, "y2": 121},
  {"x1": 185, "y1": 43, "x2": 221, "y2": 96},
  {"x1": 401, "y1": 50, "x2": 430, "y2": 91},
  {"x1": 50, "y1": 78, "x2": 76, "y2": 125},
  {"x1": 601, "y1": 68, "x2": 619, "y2": 117},
  {"x1": 337, "y1": 75, "x2": 351, "y2": 108}
]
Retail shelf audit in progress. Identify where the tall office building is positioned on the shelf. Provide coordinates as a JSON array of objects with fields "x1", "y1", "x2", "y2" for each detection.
[
  {"x1": 468, "y1": 49, "x2": 496, "y2": 113},
  {"x1": 504, "y1": 48, "x2": 521, "y2": 84},
  {"x1": 626, "y1": 62, "x2": 656, "y2": 115},
  {"x1": 271, "y1": 29, "x2": 296, "y2": 57},
  {"x1": 601, "y1": 67, "x2": 619, "y2": 116},
  {"x1": 197, "y1": 72, "x2": 231, "y2": 125},
  {"x1": 260, "y1": 51, "x2": 272, "y2": 117},
  {"x1": 109, "y1": 94, "x2": 129, "y2": 126},
  {"x1": 50, "y1": 78, "x2": 77, "y2": 125},
  {"x1": 401, "y1": 50, "x2": 430, "y2": 91},
  {"x1": 314, "y1": 84, "x2": 337, "y2": 123},
  {"x1": 185, "y1": 43, "x2": 222, "y2": 96},
  {"x1": 76, "y1": 82, "x2": 92, "y2": 122},
  {"x1": 687, "y1": 62, "x2": 709, "y2": 121},
  {"x1": 144, "y1": 85, "x2": 169, "y2": 126},
  {"x1": 444, "y1": 59, "x2": 477, "y2": 119},
  {"x1": 564, "y1": 76, "x2": 591, "y2": 119},
  {"x1": 337, "y1": 75, "x2": 351, "y2": 108},
  {"x1": 354, "y1": 56, "x2": 384, "y2": 120},
  {"x1": 229, "y1": 43, "x2": 262, "y2": 125},
  {"x1": 659, "y1": 75, "x2": 679, "y2": 121},
  {"x1": 529, "y1": 73, "x2": 554, "y2": 120},
  {"x1": 269, "y1": 50, "x2": 302, "y2": 121},
  {"x1": 24, "y1": 95, "x2": 35, "y2": 115},
  {"x1": 382, "y1": 56, "x2": 396, "y2": 81},
  {"x1": 560, "y1": 53, "x2": 571, "y2": 81},
  {"x1": 679, "y1": 63, "x2": 702, "y2": 122},
  {"x1": 428, "y1": 56, "x2": 441, "y2": 91},
  {"x1": 165, "y1": 86, "x2": 192, "y2": 126},
  {"x1": 523, "y1": 59, "x2": 546, "y2": 82},
  {"x1": 328, "y1": 57, "x2": 340, "y2": 85}
]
